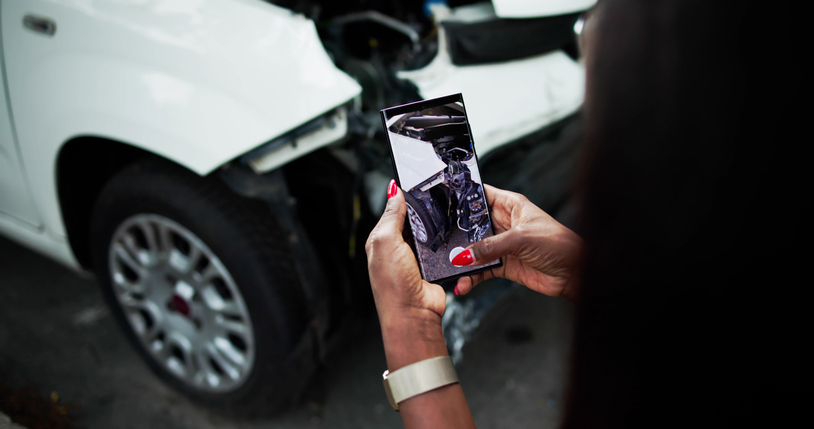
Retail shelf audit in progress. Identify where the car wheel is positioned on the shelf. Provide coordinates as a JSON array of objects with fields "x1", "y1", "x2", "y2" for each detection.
[
  {"x1": 404, "y1": 191, "x2": 438, "y2": 248},
  {"x1": 89, "y1": 160, "x2": 311, "y2": 414}
]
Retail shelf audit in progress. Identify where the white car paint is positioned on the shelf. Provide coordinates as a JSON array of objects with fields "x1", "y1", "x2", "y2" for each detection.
[
  {"x1": 398, "y1": 23, "x2": 585, "y2": 157},
  {"x1": 0, "y1": 65, "x2": 40, "y2": 229},
  {"x1": 0, "y1": 0, "x2": 360, "y2": 269},
  {"x1": 1, "y1": 7, "x2": 78, "y2": 269},
  {"x1": 0, "y1": 0, "x2": 592, "y2": 272},
  {"x1": 492, "y1": 0, "x2": 597, "y2": 18},
  {"x1": 385, "y1": 114, "x2": 449, "y2": 192}
]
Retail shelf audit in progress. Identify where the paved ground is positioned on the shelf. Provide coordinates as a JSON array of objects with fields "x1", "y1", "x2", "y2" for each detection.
[{"x1": 0, "y1": 232, "x2": 573, "y2": 429}]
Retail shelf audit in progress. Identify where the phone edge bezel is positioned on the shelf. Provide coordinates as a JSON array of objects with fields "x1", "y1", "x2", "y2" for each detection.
[{"x1": 379, "y1": 93, "x2": 503, "y2": 284}]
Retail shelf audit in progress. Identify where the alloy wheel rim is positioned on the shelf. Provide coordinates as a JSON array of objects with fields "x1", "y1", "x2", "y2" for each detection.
[
  {"x1": 406, "y1": 203, "x2": 428, "y2": 242},
  {"x1": 108, "y1": 214, "x2": 255, "y2": 392}
]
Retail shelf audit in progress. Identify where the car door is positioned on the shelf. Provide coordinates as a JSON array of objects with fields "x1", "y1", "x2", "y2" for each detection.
[{"x1": 0, "y1": 37, "x2": 40, "y2": 229}]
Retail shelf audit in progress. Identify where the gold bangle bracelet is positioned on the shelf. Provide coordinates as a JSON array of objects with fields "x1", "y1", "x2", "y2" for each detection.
[{"x1": 382, "y1": 356, "x2": 459, "y2": 411}]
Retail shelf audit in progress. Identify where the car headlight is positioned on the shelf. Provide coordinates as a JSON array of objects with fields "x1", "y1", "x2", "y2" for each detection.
[{"x1": 240, "y1": 106, "x2": 349, "y2": 174}]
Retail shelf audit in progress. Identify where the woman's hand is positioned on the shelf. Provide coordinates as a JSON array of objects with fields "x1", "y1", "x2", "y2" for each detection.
[
  {"x1": 453, "y1": 184, "x2": 583, "y2": 300},
  {"x1": 365, "y1": 181, "x2": 479, "y2": 428},
  {"x1": 365, "y1": 181, "x2": 449, "y2": 370}
]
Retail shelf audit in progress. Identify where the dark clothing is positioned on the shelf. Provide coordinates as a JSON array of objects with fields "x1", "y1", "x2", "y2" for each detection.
[{"x1": 562, "y1": 1, "x2": 805, "y2": 426}]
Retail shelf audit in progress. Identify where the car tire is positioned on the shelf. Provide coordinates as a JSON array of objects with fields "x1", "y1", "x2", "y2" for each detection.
[
  {"x1": 89, "y1": 159, "x2": 312, "y2": 415},
  {"x1": 404, "y1": 191, "x2": 438, "y2": 249}
]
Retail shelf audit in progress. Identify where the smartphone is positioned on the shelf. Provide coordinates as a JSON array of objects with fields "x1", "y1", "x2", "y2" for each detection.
[{"x1": 381, "y1": 93, "x2": 502, "y2": 283}]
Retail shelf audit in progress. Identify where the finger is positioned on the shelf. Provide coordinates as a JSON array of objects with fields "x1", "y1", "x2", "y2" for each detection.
[
  {"x1": 365, "y1": 184, "x2": 408, "y2": 256},
  {"x1": 471, "y1": 229, "x2": 521, "y2": 265},
  {"x1": 454, "y1": 276, "x2": 472, "y2": 296},
  {"x1": 376, "y1": 184, "x2": 407, "y2": 236},
  {"x1": 451, "y1": 229, "x2": 521, "y2": 267},
  {"x1": 483, "y1": 183, "x2": 525, "y2": 207},
  {"x1": 483, "y1": 183, "x2": 502, "y2": 207},
  {"x1": 454, "y1": 268, "x2": 495, "y2": 296},
  {"x1": 482, "y1": 184, "x2": 524, "y2": 233}
]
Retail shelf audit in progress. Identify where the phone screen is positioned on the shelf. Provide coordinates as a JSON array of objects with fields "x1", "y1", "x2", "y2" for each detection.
[{"x1": 381, "y1": 93, "x2": 502, "y2": 283}]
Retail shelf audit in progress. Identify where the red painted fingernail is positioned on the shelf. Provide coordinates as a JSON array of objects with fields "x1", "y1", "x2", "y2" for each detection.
[
  {"x1": 451, "y1": 249, "x2": 473, "y2": 266},
  {"x1": 454, "y1": 285, "x2": 459, "y2": 296},
  {"x1": 387, "y1": 179, "x2": 397, "y2": 199}
]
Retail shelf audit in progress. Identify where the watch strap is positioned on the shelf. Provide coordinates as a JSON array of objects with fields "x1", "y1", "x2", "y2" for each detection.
[{"x1": 382, "y1": 356, "x2": 459, "y2": 411}]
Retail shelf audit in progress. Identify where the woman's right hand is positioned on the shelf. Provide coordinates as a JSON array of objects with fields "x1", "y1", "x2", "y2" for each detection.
[{"x1": 453, "y1": 185, "x2": 583, "y2": 300}]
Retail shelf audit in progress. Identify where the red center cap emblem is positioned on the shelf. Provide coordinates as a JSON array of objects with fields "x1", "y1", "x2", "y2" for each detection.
[{"x1": 172, "y1": 295, "x2": 191, "y2": 317}]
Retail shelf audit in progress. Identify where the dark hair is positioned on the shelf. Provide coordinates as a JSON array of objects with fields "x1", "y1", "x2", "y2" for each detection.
[{"x1": 563, "y1": 1, "x2": 804, "y2": 426}]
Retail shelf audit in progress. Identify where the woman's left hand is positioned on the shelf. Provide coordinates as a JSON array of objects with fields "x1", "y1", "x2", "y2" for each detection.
[{"x1": 365, "y1": 181, "x2": 448, "y2": 370}]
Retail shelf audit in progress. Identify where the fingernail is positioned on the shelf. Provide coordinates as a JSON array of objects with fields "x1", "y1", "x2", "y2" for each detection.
[
  {"x1": 451, "y1": 249, "x2": 473, "y2": 266},
  {"x1": 454, "y1": 285, "x2": 459, "y2": 296},
  {"x1": 387, "y1": 179, "x2": 397, "y2": 199}
]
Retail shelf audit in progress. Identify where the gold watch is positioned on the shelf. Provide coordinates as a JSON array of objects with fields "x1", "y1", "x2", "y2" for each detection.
[{"x1": 382, "y1": 356, "x2": 459, "y2": 411}]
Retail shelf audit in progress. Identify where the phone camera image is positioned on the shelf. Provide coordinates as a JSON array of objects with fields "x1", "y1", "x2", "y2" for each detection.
[{"x1": 382, "y1": 94, "x2": 501, "y2": 283}]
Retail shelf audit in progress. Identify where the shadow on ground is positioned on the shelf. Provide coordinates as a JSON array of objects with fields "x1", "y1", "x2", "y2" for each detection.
[{"x1": 0, "y1": 235, "x2": 573, "y2": 429}]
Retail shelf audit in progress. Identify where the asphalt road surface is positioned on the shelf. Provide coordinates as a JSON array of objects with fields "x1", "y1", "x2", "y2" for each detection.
[{"x1": 0, "y1": 234, "x2": 574, "y2": 429}]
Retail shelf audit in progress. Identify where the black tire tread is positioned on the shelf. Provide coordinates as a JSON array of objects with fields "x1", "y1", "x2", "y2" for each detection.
[
  {"x1": 89, "y1": 159, "x2": 312, "y2": 416},
  {"x1": 403, "y1": 191, "x2": 438, "y2": 247}
]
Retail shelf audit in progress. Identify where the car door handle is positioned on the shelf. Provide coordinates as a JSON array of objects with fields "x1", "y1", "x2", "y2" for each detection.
[{"x1": 23, "y1": 15, "x2": 57, "y2": 36}]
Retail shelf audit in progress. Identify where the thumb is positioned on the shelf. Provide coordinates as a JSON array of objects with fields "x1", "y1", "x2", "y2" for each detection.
[
  {"x1": 378, "y1": 184, "x2": 407, "y2": 236},
  {"x1": 452, "y1": 229, "x2": 521, "y2": 266}
]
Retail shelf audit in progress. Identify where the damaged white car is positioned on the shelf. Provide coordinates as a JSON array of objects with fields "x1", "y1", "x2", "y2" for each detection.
[{"x1": 0, "y1": 0, "x2": 593, "y2": 413}]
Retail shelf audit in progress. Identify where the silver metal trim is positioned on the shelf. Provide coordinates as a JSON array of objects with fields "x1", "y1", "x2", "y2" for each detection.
[{"x1": 109, "y1": 214, "x2": 255, "y2": 393}]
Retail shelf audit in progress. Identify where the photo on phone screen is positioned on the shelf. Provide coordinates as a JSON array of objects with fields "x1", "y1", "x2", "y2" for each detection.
[{"x1": 381, "y1": 93, "x2": 502, "y2": 283}]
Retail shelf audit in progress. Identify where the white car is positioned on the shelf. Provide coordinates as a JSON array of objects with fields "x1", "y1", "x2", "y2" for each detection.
[{"x1": 0, "y1": 0, "x2": 592, "y2": 413}]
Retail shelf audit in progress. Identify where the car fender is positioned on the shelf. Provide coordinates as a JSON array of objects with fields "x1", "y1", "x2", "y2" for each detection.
[
  {"x1": 492, "y1": 0, "x2": 597, "y2": 18},
  {"x1": 2, "y1": 0, "x2": 361, "y2": 238}
]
